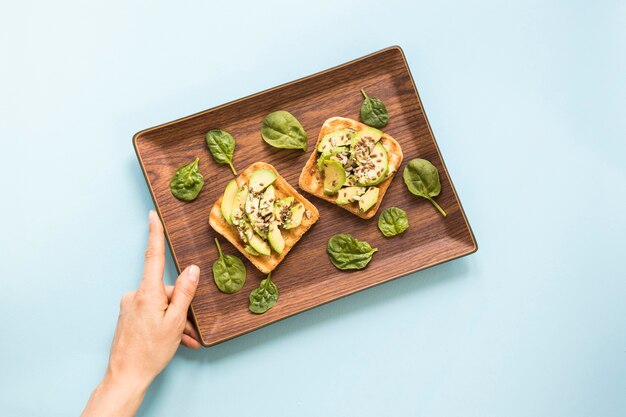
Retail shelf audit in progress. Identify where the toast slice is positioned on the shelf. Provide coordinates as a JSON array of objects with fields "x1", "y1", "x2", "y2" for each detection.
[
  {"x1": 209, "y1": 162, "x2": 319, "y2": 274},
  {"x1": 298, "y1": 117, "x2": 404, "y2": 219}
]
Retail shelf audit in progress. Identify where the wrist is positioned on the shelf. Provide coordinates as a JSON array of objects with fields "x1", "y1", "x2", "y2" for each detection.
[
  {"x1": 102, "y1": 366, "x2": 153, "y2": 397},
  {"x1": 82, "y1": 368, "x2": 152, "y2": 417}
]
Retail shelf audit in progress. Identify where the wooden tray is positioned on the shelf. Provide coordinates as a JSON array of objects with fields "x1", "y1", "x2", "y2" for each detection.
[{"x1": 133, "y1": 46, "x2": 477, "y2": 347}]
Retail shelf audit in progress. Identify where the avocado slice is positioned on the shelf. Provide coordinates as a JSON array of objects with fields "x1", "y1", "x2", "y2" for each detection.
[
  {"x1": 336, "y1": 186, "x2": 366, "y2": 205},
  {"x1": 244, "y1": 245, "x2": 260, "y2": 256},
  {"x1": 351, "y1": 127, "x2": 383, "y2": 148},
  {"x1": 259, "y1": 185, "x2": 275, "y2": 217},
  {"x1": 247, "y1": 230, "x2": 271, "y2": 256},
  {"x1": 267, "y1": 223, "x2": 285, "y2": 254},
  {"x1": 284, "y1": 202, "x2": 305, "y2": 229},
  {"x1": 249, "y1": 169, "x2": 277, "y2": 193},
  {"x1": 245, "y1": 192, "x2": 260, "y2": 217},
  {"x1": 317, "y1": 146, "x2": 349, "y2": 172},
  {"x1": 344, "y1": 176, "x2": 357, "y2": 187},
  {"x1": 323, "y1": 160, "x2": 347, "y2": 195},
  {"x1": 230, "y1": 184, "x2": 249, "y2": 225},
  {"x1": 220, "y1": 179, "x2": 239, "y2": 225},
  {"x1": 317, "y1": 129, "x2": 354, "y2": 153},
  {"x1": 274, "y1": 197, "x2": 294, "y2": 224},
  {"x1": 358, "y1": 187, "x2": 379, "y2": 212},
  {"x1": 356, "y1": 142, "x2": 389, "y2": 186}
]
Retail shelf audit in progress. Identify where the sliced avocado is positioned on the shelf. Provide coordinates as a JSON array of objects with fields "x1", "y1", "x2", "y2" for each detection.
[
  {"x1": 274, "y1": 196, "x2": 295, "y2": 224},
  {"x1": 317, "y1": 129, "x2": 354, "y2": 153},
  {"x1": 244, "y1": 245, "x2": 260, "y2": 256},
  {"x1": 267, "y1": 224, "x2": 285, "y2": 254},
  {"x1": 249, "y1": 169, "x2": 277, "y2": 193},
  {"x1": 323, "y1": 160, "x2": 346, "y2": 195},
  {"x1": 259, "y1": 185, "x2": 275, "y2": 217},
  {"x1": 247, "y1": 231, "x2": 271, "y2": 256},
  {"x1": 284, "y1": 202, "x2": 305, "y2": 229},
  {"x1": 344, "y1": 175, "x2": 357, "y2": 187},
  {"x1": 358, "y1": 187, "x2": 379, "y2": 212},
  {"x1": 230, "y1": 184, "x2": 249, "y2": 224},
  {"x1": 356, "y1": 142, "x2": 389, "y2": 186},
  {"x1": 351, "y1": 126, "x2": 383, "y2": 148},
  {"x1": 316, "y1": 151, "x2": 330, "y2": 172},
  {"x1": 336, "y1": 186, "x2": 366, "y2": 205},
  {"x1": 317, "y1": 146, "x2": 349, "y2": 172},
  {"x1": 220, "y1": 179, "x2": 239, "y2": 225},
  {"x1": 245, "y1": 192, "x2": 260, "y2": 217}
]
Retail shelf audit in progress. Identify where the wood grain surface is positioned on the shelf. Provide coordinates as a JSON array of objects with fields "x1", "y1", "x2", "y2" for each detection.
[{"x1": 133, "y1": 46, "x2": 477, "y2": 347}]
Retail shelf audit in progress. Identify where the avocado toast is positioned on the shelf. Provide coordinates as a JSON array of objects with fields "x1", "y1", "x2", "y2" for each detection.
[
  {"x1": 209, "y1": 162, "x2": 319, "y2": 274},
  {"x1": 298, "y1": 117, "x2": 403, "y2": 219}
]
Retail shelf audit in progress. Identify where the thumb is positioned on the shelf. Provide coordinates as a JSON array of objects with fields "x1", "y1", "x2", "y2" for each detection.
[{"x1": 167, "y1": 265, "x2": 199, "y2": 320}]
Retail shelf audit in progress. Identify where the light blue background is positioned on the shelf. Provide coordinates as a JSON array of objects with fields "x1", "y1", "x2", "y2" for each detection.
[{"x1": 1, "y1": 1, "x2": 624, "y2": 416}]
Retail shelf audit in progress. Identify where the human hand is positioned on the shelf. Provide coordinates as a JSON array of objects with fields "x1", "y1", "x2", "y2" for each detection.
[{"x1": 82, "y1": 210, "x2": 201, "y2": 417}]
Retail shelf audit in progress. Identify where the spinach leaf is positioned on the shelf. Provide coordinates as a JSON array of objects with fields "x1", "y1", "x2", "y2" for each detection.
[
  {"x1": 249, "y1": 272, "x2": 278, "y2": 314},
  {"x1": 205, "y1": 129, "x2": 237, "y2": 175},
  {"x1": 327, "y1": 234, "x2": 377, "y2": 270},
  {"x1": 360, "y1": 89, "x2": 389, "y2": 128},
  {"x1": 261, "y1": 110, "x2": 308, "y2": 151},
  {"x1": 378, "y1": 207, "x2": 409, "y2": 237},
  {"x1": 212, "y1": 238, "x2": 246, "y2": 294},
  {"x1": 169, "y1": 157, "x2": 204, "y2": 201},
  {"x1": 403, "y1": 158, "x2": 447, "y2": 217}
]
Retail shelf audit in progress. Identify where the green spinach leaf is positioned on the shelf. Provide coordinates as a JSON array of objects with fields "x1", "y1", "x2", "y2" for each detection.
[
  {"x1": 403, "y1": 158, "x2": 447, "y2": 217},
  {"x1": 261, "y1": 110, "x2": 307, "y2": 151},
  {"x1": 378, "y1": 207, "x2": 409, "y2": 237},
  {"x1": 212, "y1": 238, "x2": 246, "y2": 294},
  {"x1": 205, "y1": 129, "x2": 237, "y2": 175},
  {"x1": 327, "y1": 234, "x2": 377, "y2": 270},
  {"x1": 360, "y1": 89, "x2": 389, "y2": 128},
  {"x1": 169, "y1": 157, "x2": 204, "y2": 201},
  {"x1": 249, "y1": 272, "x2": 279, "y2": 314}
]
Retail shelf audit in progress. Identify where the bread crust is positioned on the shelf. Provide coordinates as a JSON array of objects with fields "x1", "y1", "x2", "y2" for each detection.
[
  {"x1": 298, "y1": 117, "x2": 403, "y2": 219},
  {"x1": 209, "y1": 162, "x2": 320, "y2": 274}
]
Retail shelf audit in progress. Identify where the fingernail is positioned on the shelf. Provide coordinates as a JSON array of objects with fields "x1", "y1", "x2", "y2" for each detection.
[
  {"x1": 187, "y1": 265, "x2": 199, "y2": 282},
  {"x1": 149, "y1": 210, "x2": 157, "y2": 221}
]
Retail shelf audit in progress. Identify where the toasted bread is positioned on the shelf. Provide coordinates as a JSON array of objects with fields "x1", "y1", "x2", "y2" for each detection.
[
  {"x1": 209, "y1": 162, "x2": 319, "y2": 274},
  {"x1": 298, "y1": 117, "x2": 403, "y2": 219}
]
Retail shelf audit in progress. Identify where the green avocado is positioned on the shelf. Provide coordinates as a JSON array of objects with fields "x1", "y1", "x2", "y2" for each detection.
[
  {"x1": 336, "y1": 186, "x2": 366, "y2": 205},
  {"x1": 317, "y1": 146, "x2": 349, "y2": 172},
  {"x1": 350, "y1": 126, "x2": 383, "y2": 148},
  {"x1": 356, "y1": 142, "x2": 389, "y2": 186},
  {"x1": 317, "y1": 129, "x2": 354, "y2": 153},
  {"x1": 244, "y1": 245, "x2": 260, "y2": 256},
  {"x1": 323, "y1": 160, "x2": 347, "y2": 195},
  {"x1": 230, "y1": 184, "x2": 249, "y2": 224},
  {"x1": 220, "y1": 179, "x2": 239, "y2": 225},
  {"x1": 284, "y1": 202, "x2": 305, "y2": 229},
  {"x1": 259, "y1": 185, "x2": 275, "y2": 217},
  {"x1": 358, "y1": 187, "x2": 379, "y2": 212},
  {"x1": 267, "y1": 223, "x2": 285, "y2": 254},
  {"x1": 249, "y1": 169, "x2": 277, "y2": 193},
  {"x1": 247, "y1": 229, "x2": 271, "y2": 256}
]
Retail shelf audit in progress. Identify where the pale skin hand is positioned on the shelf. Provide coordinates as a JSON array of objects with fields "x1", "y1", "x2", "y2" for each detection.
[{"x1": 82, "y1": 210, "x2": 202, "y2": 417}]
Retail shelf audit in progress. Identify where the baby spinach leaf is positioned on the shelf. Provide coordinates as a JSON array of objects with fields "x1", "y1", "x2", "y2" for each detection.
[
  {"x1": 212, "y1": 238, "x2": 246, "y2": 294},
  {"x1": 327, "y1": 234, "x2": 378, "y2": 270},
  {"x1": 169, "y1": 157, "x2": 204, "y2": 201},
  {"x1": 205, "y1": 129, "x2": 237, "y2": 175},
  {"x1": 403, "y1": 158, "x2": 447, "y2": 217},
  {"x1": 360, "y1": 89, "x2": 389, "y2": 128},
  {"x1": 378, "y1": 207, "x2": 409, "y2": 237},
  {"x1": 249, "y1": 272, "x2": 278, "y2": 314},
  {"x1": 261, "y1": 110, "x2": 308, "y2": 151}
]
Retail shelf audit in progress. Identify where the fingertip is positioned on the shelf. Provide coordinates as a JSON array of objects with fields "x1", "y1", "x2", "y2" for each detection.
[
  {"x1": 182, "y1": 334, "x2": 202, "y2": 349},
  {"x1": 187, "y1": 265, "x2": 200, "y2": 283}
]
